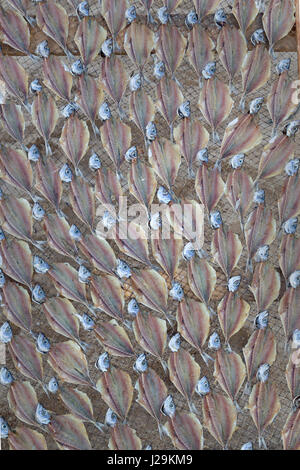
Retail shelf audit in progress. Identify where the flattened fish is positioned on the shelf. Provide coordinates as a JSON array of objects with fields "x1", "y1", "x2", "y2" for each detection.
[
  {"x1": 44, "y1": 213, "x2": 79, "y2": 262},
  {"x1": 9, "y1": 334, "x2": 45, "y2": 390},
  {"x1": 135, "y1": 367, "x2": 168, "y2": 436},
  {"x1": 193, "y1": 0, "x2": 222, "y2": 21},
  {"x1": 0, "y1": 7, "x2": 32, "y2": 56},
  {"x1": 214, "y1": 350, "x2": 246, "y2": 409},
  {"x1": 250, "y1": 263, "x2": 281, "y2": 312},
  {"x1": 69, "y1": 176, "x2": 95, "y2": 232},
  {"x1": 124, "y1": 23, "x2": 155, "y2": 75},
  {"x1": 133, "y1": 312, "x2": 167, "y2": 371},
  {"x1": 195, "y1": 164, "x2": 225, "y2": 215},
  {"x1": 74, "y1": 17, "x2": 107, "y2": 68},
  {"x1": 279, "y1": 235, "x2": 300, "y2": 282},
  {"x1": 168, "y1": 348, "x2": 200, "y2": 413},
  {"x1": 90, "y1": 275, "x2": 125, "y2": 323},
  {"x1": 0, "y1": 56, "x2": 29, "y2": 111},
  {"x1": 187, "y1": 257, "x2": 216, "y2": 313},
  {"x1": 211, "y1": 225, "x2": 243, "y2": 279},
  {"x1": 225, "y1": 168, "x2": 254, "y2": 229},
  {"x1": 100, "y1": 117, "x2": 132, "y2": 177},
  {"x1": 203, "y1": 391, "x2": 237, "y2": 449},
  {"x1": 94, "y1": 320, "x2": 135, "y2": 358},
  {"x1": 8, "y1": 380, "x2": 39, "y2": 427},
  {"x1": 186, "y1": 25, "x2": 215, "y2": 88},
  {"x1": 177, "y1": 297, "x2": 211, "y2": 364},
  {"x1": 156, "y1": 76, "x2": 183, "y2": 141},
  {"x1": 43, "y1": 56, "x2": 73, "y2": 102},
  {"x1": 49, "y1": 414, "x2": 91, "y2": 450},
  {"x1": 282, "y1": 409, "x2": 300, "y2": 450},
  {"x1": 278, "y1": 287, "x2": 300, "y2": 347},
  {"x1": 217, "y1": 292, "x2": 250, "y2": 351},
  {"x1": 151, "y1": 231, "x2": 183, "y2": 280},
  {"x1": 278, "y1": 173, "x2": 300, "y2": 226},
  {"x1": 101, "y1": 56, "x2": 128, "y2": 117},
  {"x1": 109, "y1": 424, "x2": 142, "y2": 450},
  {"x1": 256, "y1": 134, "x2": 295, "y2": 181},
  {"x1": 48, "y1": 340, "x2": 95, "y2": 388},
  {"x1": 175, "y1": 118, "x2": 209, "y2": 178},
  {"x1": 0, "y1": 240, "x2": 32, "y2": 289},
  {"x1": 100, "y1": 0, "x2": 128, "y2": 51},
  {"x1": 0, "y1": 103, "x2": 25, "y2": 150},
  {"x1": 245, "y1": 206, "x2": 276, "y2": 267},
  {"x1": 128, "y1": 159, "x2": 157, "y2": 214},
  {"x1": 243, "y1": 329, "x2": 277, "y2": 385},
  {"x1": 115, "y1": 222, "x2": 151, "y2": 267},
  {"x1": 232, "y1": 0, "x2": 259, "y2": 37},
  {"x1": 2, "y1": 281, "x2": 32, "y2": 334},
  {"x1": 8, "y1": 426, "x2": 47, "y2": 450},
  {"x1": 164, "y1": 413, "x2": 204, "y2": 450},
  {"x1": 129, "y1": 88, "x2": 156, "y2": 149},
  {"x1": 267, "y1": 72, "x2": 297, "y2": 138},
  {"x1": 262, "y1": 0, "x2": 295, "y2": 58},
  {"x1": 217, "y1": 26, "x2": 247, "y2": 93},
  {"x1": 198, "y1": 77, "x2": 233, "y2": 143},
  {"x1": 96, "y1": 366, "x2": 133, "y2": 421},
  {"x1": 31, "y1": 92, "x2": 59, "y2": 157},
  {"x1": 247, "y1": 381, "x2": 281, "y2": 449},
  {"x1": 155, "y1": 25, "x2": 187, "y2": 79},
  {"x1": 35, "y1": 158, "x2": 63, "y2": 215},
  {"x1": 60, "y1": 116, "x2": 90, "y2": 175},
  {"x1": 240, "y1": 46, "x2": 271, "y2": 111},
  {"x1": 149, "y1": 138, "x2": 181, "y2": 189},
  {"x1": 77, "y1": 74, "x2": 103, "y2": 136}
]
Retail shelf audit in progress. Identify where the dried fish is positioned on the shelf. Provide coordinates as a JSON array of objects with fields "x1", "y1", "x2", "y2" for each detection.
[
  {"x1": 214, "y1": 350, "x2": 246, "y2": 410},
  {"x1": 156, "y1": 25, "x2": 187, "y2": 80},
  {"x1": 94, "y1": 319, "x2": 135, "y2": 357},
  {"x1": 267, "y1": 72, "x2": 297, "y2": 138},
  {"x1": 75, "y1": 17, "x2": 107, "y2": 68},
  {"x1": 217, "y1": 292, "x2": 250, "y2": 351},
  {"x1": 282, "y1": 409, "x2": 300, "y2": 450},
  {"x1": 124, "y1": 23, "x2": 155, "y2": 76},
  {"x1": 8, "y1": 426, "x2": 47, "y2": 450},
  {"x1": 128, "y1": 159, "x2": 157, "y2": 214},
  {"x1": 243, "y1": 328, "x2": 277, "y2": 386},
  {"x1": 2, "y1": 281, "x2": 32, "y2": 334},
  {"x1": 0, "y1": 56, "x2": 30, "y2": 111},
  {"x1": 35, "y1": 158, "x2": 63, "y2": 215},
  {"x1": 164, "y1": 412, "x2": 204, "y2": 450},
  {"x1": 31, "y1": 92, "x2": 59, "y2": 157},
  {"x1": 262, "y1": 0, "x2": 295, "y2": 58},
  {"x1": 109, "y1": 424, "x2": 142, "y2": 450},
  {"x1": 69, "y1": 176, "x2": 95, "y2": 232},
  {"x1": 9, "y1": 334, "x2": 45, "y2": 390},
  {"x1": 0, "y1": 7, "x2": 32, "y2": 57},
  {"x1": 96, "y1": 366, "x2": 133, "y2": 421},
  {"x1": 101, "y1": 117, "x2": 132, "y2": 177},
  {"x1": 212, "y1": 226, "x2": 243, "y2": 279},
  {"x1": 203, "y1": 391, "x2": 237, "y2": 449},
  {"x1": 49, "y1": 414, "x2": 91, "y2": 450},
  {"x1": 0, "y1": 240, "x2": 32, "y2": 289},
  {"x1": 232, "y1": 0, "x2": 259, "y2": 37},
  {"x1": 0, "y1": 103, "x2": 26, "y2": 150},
  {"x1": 240, "y1": 46, "x2": 271, "y2": 111},
  {"x1": 217, "y1": 26, "x2": 247, "y2": 93}
]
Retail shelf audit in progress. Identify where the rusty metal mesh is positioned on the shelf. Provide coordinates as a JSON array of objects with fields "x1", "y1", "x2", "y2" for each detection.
[{"x1": 0, "y1": 0, "x2": 299, "y2": 450}]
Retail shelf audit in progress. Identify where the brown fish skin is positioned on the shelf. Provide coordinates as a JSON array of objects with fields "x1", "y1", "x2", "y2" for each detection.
[{"x1": 282, "y1": 409, "x2": 300, "y2": 450}]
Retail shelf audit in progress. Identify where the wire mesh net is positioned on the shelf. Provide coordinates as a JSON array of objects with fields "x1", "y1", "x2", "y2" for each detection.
[{"x1": 0, "y1": 0, "x2": 299, "y2": 450}]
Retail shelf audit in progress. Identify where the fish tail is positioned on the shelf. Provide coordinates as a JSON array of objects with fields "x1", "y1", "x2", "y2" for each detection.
[
  {"x1": 258, "y1": 435, "x2": 268, "y2": 449},
  {"x1": 234, "y1": 400, "x2": 243, "y2": 413},
  {"x1": 188, "y1": 166, "x2": 195, "y2": 179},
  {"x1": 208, "y1": 306, "x2": 217, "y2": 317},
  {"x1": 229, "y1": 80, "x2": 237, "y2": 95},
  {"x1": 158, "y1": 422, "x2": 165, "y2": 439},
  {"x1": 239, "y1": 95, "x2": 246, "y2": 113},
  {"x1": 56, "y1": 208, "x2": 66, "y2": 219},
  {"x1": 169, "y1": 123, "x2": 174, "y2": 143},
  {"x1": 78, "y1": 340, "x2": 90, "y2": 352},
  {"x1": 188, "y1": 400, "x2": 199, "y2": 415},
  {"x1": 45, "y1": 140, "x2": 52, "y2": 157},
  {"x1": 212, "y1": 130, "x2": 220, "y2": 144},
  {"x1": 91, "y1": 121, "x2": 100, "y2": 136},
  {"x1": 200, "y1": 351, "x2": 213, "y2": 365},
  {"x1": 41, "y1": 382, "x2": 50, "y2": 397},
  {"x1": 94, "y1": 421, "x2": 105, "y2": 433},
  {"x1": 116, "y1": 169, "x2": 124, "y2": 181},
  {"x1": 271, "y1": 124, "x2": 278, "y2": 139},
  {"x1": 21, "y1": 143, "x2": 29, "y2": 153},
  {"x1": 75, "y1": 256, "x2": 85, "y2": 265},
  {"x1": 164, "y1": 312, "x2": 174, "y2": 327},
  {"x1": 269, "y1": 46, "x2": 276, "y2": 60},
  {"x1": 199, "y1": 77, "x2": 203, "y2": 89},
  {"x1": 160, "y1": 359, "x2": 168, "y2": 374},
  {"x1": 174, "y1": 76, "x2": 183, "y2": 89},
  {"x1": 23, "y1": 101, "x2": 32, "y2": 114},
  {"x1": 243, "y1": 381, "x2": 251, "y2": 396},
  {"x1": 31, "y1": 194, "x2": 42, "y2": 203},
  {"x1": 123, "y1": 319, "x2": 133, "y2": 331}
]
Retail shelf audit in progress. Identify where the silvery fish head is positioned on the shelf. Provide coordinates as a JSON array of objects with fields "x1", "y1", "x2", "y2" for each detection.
[
  {"x1": 129, "y1": 73, "x2": 142, "y2": 92},
  {"x1": 146, "y1": 121, "x2": 157, "y2": 141},
  {"x1": 80, "y1": 313, "x2": 95, "y2": 330},
  {"x1": 255, "y1": 311, "x2": 269, "y2": 329},
  {"x1": 168, "y1": 333, "x2": 181, "y2": 352},
  {"x1": 125, "y1": 146, "x2": 138, "y2": 162},
  {"x1": 195, "y1": 376, "x2": 210, "y2": 396},
  {"x1": 99, "y1": 101, "x2": 111, "y2": 121},
  {"x1": 251, "y1": 28, "x2": 266, "y2": 46},
  {"x1": 71, "y1": 59, "x2": 85, "y2": 76},
  {"x1": 144, "y1": 444, "x2": 152, "y2": 450},
  {"x1": 214, "y1": 9, "x2": 227, "y2": 28},
  {"x1": 30, "y1": 79, "x2": 43, "y2": 93},
  {"x1": 249, "y1": 97, "x2": 264, "y2": 115},
  {"x1": 134, "y1": 353, "x2": 148, "y2": 373},
  {"x1": 254, "y1": 245, "x2": 269, "y2": 262},
  {"x1": 78, "y1": 265, "x2": 91, "y2": 283},
  {"x1": 69, "y1": 224, "x2": 82, "y2": 241},
  {"x1": 0, "y1": 367, "x2": 14, "y2": 385},
  {"x1": 105, "y1": 408, "x2": 118, "y2": 427},
  {"x1": 230, "y1": 153, "x2": 245, "y2": 169},
  {"x1": 161, "y1": 395, "x2": 176, "y2": 418},
  {"x1": 77, "y1": 1, "x2": 89, "y2": 18},
  {"x1": 157, "y1": 6, "x2": 169, "y2": 24},
  {"x1": 0, "y1": 322, "x2": 12, "y2": 344},
  {"x1": 28, "y1": 144, "x2": 40, "y2": 162},
  {"x1": 208, "y1": 332, "x2": 221, "y2": 350},
  {"x1": 253, "y1": 189, "x2": 265, "y2": 204},
  {"x1": 48, "y1": 377, "x2": 59, "y2": 394},
  {"x1": 102, "y1": 210, "x2": 116, "y2": 230},
  {"x1": 210, "y1": 211, "x2": 222, "y2": 229},
  {"x1": 32, "y1": 202, "x2": 45, "y2": 221},
  {"x1": 292, "y1": 329, "x2": 300, "y2": 348},
  {"x1": 182, "y1": 242, "x2": 196, "y2": 261},
  {"x1": 89, "y1": 152, "x2": 101, "y2": 170},
  {"x1": 35, "y1": 403, "x2": 51, "y2": 425},
  {"x1": 228, "y1": 275, "x2": 241, "y2": 292},
  {"x1": 154, "y1": 60, "x2": 165, "y2": 80},
  {"x1": 101, "y1": 38, "x2": 113, "y2": 57},
  {"x1": 169, "y1": 282, "x2": 184, "y2": 301},
  {"x1": 197, "y1": 148, "x2": 209, "y2": 164},
  {"x1": 202, "y1": 61, "x2": 216, "y2": 80},
  {"x1": 257, "y1": 363, "x2": 270, "y2": 383},
  {"x1": 284, "y1": 217, "x2": 298, "y2": 234},
  {"x1": 185, "y1": 10, "x2": 198, "y2": 28},
  {"x1": 36, "y1": 333, "x2": 50, "y2": 354},
  {"x1": 62, "y1": 102, "x2": 79, "y2": 119},
  {"x1": 96, "y1": 352, "x2": 110, "y2": 372},
  {"x1": 59, "y1": 163, "x2": 73, "y2": 183},
  {"x1": 116, "y1": 259, "x2": 131, "y2": 279},
  {"x1": 33, "y1": 255, "x2": 50, "y2": 274},
  {"x1": 285, "y1": 121, "x2": 300, "y2": 138},
  {"x1": 126, "y1": 5, "x2": 136, "y2": 23},
  {"x1": 157, "y1": 186, "x2": 172, "y2": 204},
  {"x1": 290, "y1": 270, "x2": 300, "y2": 288},
  {"x1": 0, "y1": 417, "x2": 9, "y2": 439},
  {"x1": 241, "y1": 442, "x2": 253, "y2": 450},
  {"x1": 150, "y1": 212, "x2": 162, "y2": 230},
  {"x1": 178, "y1": 101, "x2": 191, "y2": 119},
  {"x1": 128, "y1": 298, "x2": 140, "y2": 317},
  {"x1": 32, "y1": 284, "x2": 46, "y2": 303},
  {"x1": 0, "y1": 229, "x2": 4, "y2": 242},
  {"x1": 276, "y1": 58, "x2": 291, "y2": 75},
  {"x1": 285, "y1": 159, "x2": 299, "y2": 176},
  {"x1": 36, "y1": 39, "x2": 50, "y2": 58},
  {"x1": 0, "y1": 269, "x2": 5, "y2": 288}
]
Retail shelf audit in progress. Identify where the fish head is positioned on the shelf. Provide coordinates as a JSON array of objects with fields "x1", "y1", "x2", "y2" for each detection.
[
  {"x1": 32, "y1": 284, "x2": 46, "y2": 303},
  {"x1": 126, "y1": 5, "x2": 137, "y2": 23},
  {"x1": 251, "y1": 29, "x2": 266, "y2": 46},
  {"x1": 285, "y1": 159, "x2": 299, "y2": 176},
  {"x1": 168, "y1": 333, "x2": 181, "y2": 352},
  {"x1": 202, "y1": 61, "x2": 216, "y2": 80},
  {"x1": 249, "y1": 97, "x2": 264, "y2": 115},
  {"x1": 161, "y1": 395, "x2": 176, "y2": 418},
  {"x1": 0, "y1": 268, "x2": 5, "y2": 288},
  {"x1": 255, "y1": 311, "x2": 269, "y2": 330},
  {"x1": 99, "y1": 101, "x2": 111, "y2": 121},
  {"x1": 36, "y1": 40, "x2": 50, "y2": 58},
  {"x1": 0, "y1": 417, "x2": 9, "y2": 439},
  {"x1": 0, "y1": 321, "x2": 12, "y2": 344},
  {"x1": 32, "y1": 202, "x2": 45, "y2": 221},
  {"x1": 62, "y1": 102, "x2": 79, "y2": 119},
  {"x1": 116, "y1": 259, "x2": 131, "y2": 279},
  {"x1": 77, "y1": 1, "x2": 89, "y2": 18},
  {"x1": 254, "y1": 245, "x2": 269, "y2": 262},
  {"x1": 228, "y1": 275, "x2": 241, "y2": 292},
  {"x1": 154, "y1": 60, "x2": 166, "y2": 80},
  {"x1": 284, "y1": 121, "x2": 300, "y2": 138},
  {"x1": 80, "y1": 313, "x2": 95, "y2": 330},
  {"x1": 195, "y1": 376, "x2": 210, "y2": 396},
  {"x1": 102, "y1": 210, "x2": 116, "y2": 230},
  {"x1": 214, "y1": 9, "x2": 227, "y2": 28},
  {"x1": 48, "y1": 377, "x2": 59, "y2": 394},
  {"x1": 169, "y1": 282, "x2": 184, "y2": 301},
  {"x1": 157, "y1": 6, "x2": 169, "y2": 24},
  {"x1": 69, "y1": 224, "x2": 82, "y2": 241},
  {"x1": 149, "y1": 212, "x2": 162, "y2": 230},
  {"x1": 89, "y1": 152, "x2": 101, "y2": 170},
  {"x1": 157, "y1": 186, "x2": 172, "y2": 204},
  {"x1": 133, "y1": 353, "x2": 148, "y2": 373},
  {"x1": 256, "y1": 363, "x2": 270, "y2": 382},
  {"x1": 208, "y1": 331, "x2": 221, "y2": 350},
  {"x1": 284, "y1": 217, "x2": 298, "y2": 234},
  {"x1": 289, "y1": 270, "x2": 300, "y2": 288},
  {"x1": 36, "y1": 333, "x2": 51, "y2": 354},
  {"x1": 230, "y1": 153, "x2": 245, "y2": 169},
  {"x1": 96, "y1": 351, "x2": 110, "y2": 372},
  {"x1": 78, "y1": 265, "x2": 91, "y2": 283},
  {"x1": 105, "y1": 408, "x2": 118, "y2": 427},
  {"x1": 129, "y1": 73, "x2": 142, "y2": 92},
  {"x1": 128, "y1": 298, "x2": 140, "y2": 316},
  {"x1": 146, "y1": 121, "x2": 157, "y2": 141},
  {"x1": 241, "y1": 442, "x2": 253, "y2": 450},
  {"x1": 177, "y1": 101, "x2": 191, "y2": 119},
  {"x1": 210, "y1": 210, "x2": 222, "y2": 229},
  {"x1": 101, "y1": 39, "x2": 113, "y2": 57},
  {"x1": 28, "y1": 144, "x2": 40, "y2": 162},
  {"x1": 30, "y1": 79, "x2": 43, "y2": 94},
  {"x1": 59, "y1": 163, "x2": 73, "y2": 183},
  {"x1": 71, "y1": 59, "x2": 85, "y2": 76},
  {"x1": 0, "y1": 367, "x2": 14, "y2": 386},
  {"x1": 276, "y1": 58, "x2": 291, "y2": 75},
  {"x1": 33, "y1": 255, "x2": 50, "y2": 274},
  {"x1": 253, "y1": 188, "x2": 265, "y2": 205},
  {"x1": 35, "y1": 403, "x2": 51, "y2": 426},
  {"x1": 185, "y1": 10, "x2": 198, "y2": 28},
  {"x1": 125, "y1": 146, "x2": 138, "y2": 162},
  {"x1": 197, "y1": 147, "x2": 209, "y2": 164},
  {"x1": 182, "y1": 242, "x2": 196, "y2": 261}
]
